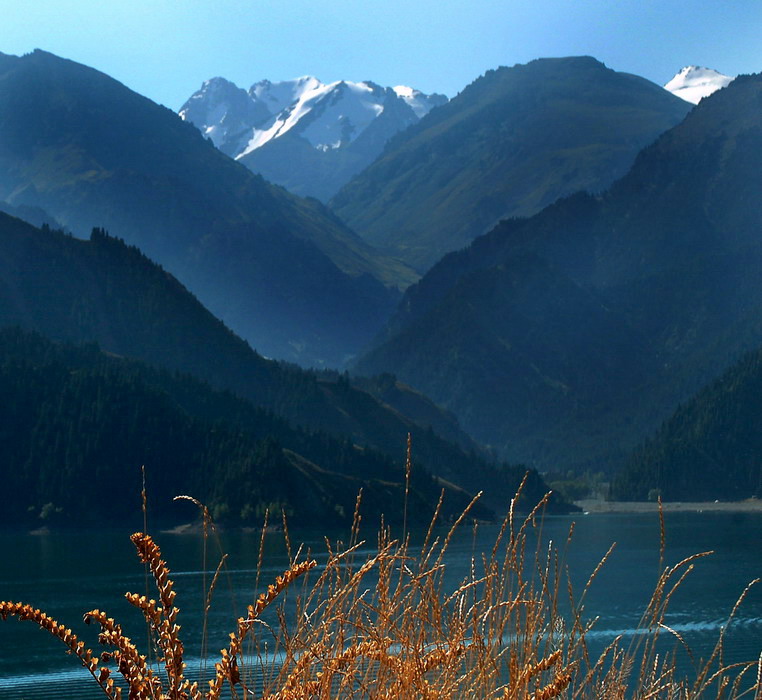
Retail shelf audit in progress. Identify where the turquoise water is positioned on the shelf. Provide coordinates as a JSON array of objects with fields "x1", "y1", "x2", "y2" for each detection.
[{"x1": 0, "y1": 510, "x2": 760, "y2": 698}]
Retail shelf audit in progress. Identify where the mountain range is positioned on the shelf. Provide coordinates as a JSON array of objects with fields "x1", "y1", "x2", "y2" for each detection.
[
  {"x1": 0, "y1": 49, "x2": 416, "y2": 368},
  {"x1": 0, "y1": 210, "x2": 564, "y2": 516},
  {"x1": 330, "y1": 57, "x2": 692, "y2": 272},
  {"x1": 1, "y1": 46, "x2": 757, "y2": 507},
  {"x1": 354, "y1": 71, "x2": 762, "y2": 476},
  {"x1": 180, "y1": 76, "x2": 447, "y2": 201}
]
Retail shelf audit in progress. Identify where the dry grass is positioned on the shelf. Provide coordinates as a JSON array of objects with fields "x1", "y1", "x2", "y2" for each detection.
[{"x1": 1, "y1": 477, "x2": 760, "y2": 699}]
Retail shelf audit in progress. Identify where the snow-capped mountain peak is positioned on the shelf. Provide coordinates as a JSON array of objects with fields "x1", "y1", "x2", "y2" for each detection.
[
  {"x1": 181, "y1": 75, "x2": 448, "y2": 157},
  {"x1": 664, "y1": 66, "x2": 734, "y2": 104},
  {"x1": 393, "y1": 85, "x2": 447, "y2": 118},
  {"x1": 178, "y1": 77, "x2": 271, "y2": 154},
  {"x1": 239, "y1": 78, "x2": 412, "y2": 156},
  {"x1": 179, "y1": 75, "x2": 448, "y2": 200}
]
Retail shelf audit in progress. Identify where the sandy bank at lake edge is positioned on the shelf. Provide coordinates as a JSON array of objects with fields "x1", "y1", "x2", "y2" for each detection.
[{"x1": 574, "y1": 498, "x2": 762, "y2": 513}]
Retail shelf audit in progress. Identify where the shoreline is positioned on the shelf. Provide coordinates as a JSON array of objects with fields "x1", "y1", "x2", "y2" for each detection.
[
  {"x1": 574, "y1": 498, "x2": 762, "y2": 514},
  {"x1": 19, "y1": 500, "x2": 762, "y2": 535}
]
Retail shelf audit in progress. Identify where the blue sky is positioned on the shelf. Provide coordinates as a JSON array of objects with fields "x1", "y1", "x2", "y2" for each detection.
[{"x1": 2, "y1": 0, "x2": 761, "y2": 109}]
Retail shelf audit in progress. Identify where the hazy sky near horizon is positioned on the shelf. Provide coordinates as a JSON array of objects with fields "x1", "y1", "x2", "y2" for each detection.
[{"x1": 2, "y1": 0, "x2": 761, "y2": 109}]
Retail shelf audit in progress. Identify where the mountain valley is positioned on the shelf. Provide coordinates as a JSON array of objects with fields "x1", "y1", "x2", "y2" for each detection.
[
  {"x1": 0, "y1": 50, "x2": 415, "y2": 368},
  {"x1": 0, "y1": 210, "x2": 564, "y2": 522}
]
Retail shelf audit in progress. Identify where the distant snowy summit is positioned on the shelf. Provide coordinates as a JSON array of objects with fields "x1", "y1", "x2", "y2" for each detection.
[
  {"x1": 237, "y1": 77, "x2": 445, "y2": 157},
  {"x1": 180, "y1": 75, "x2": 446, "y2": 154},
  {"x1": 664, "y1": 66, "x2": 734, "y2": 104},
  {"x1": 179, "y1": 76, "x2": 447, "y2": 200}
]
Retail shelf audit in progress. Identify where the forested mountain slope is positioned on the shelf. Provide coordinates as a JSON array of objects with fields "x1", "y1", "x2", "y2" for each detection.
[
  {"x1": 0, "y1": 213, "x2": 564, "y2": 513},
  {"x1": 613, "y1": 347, "x2": 762, "y2": 501},
  {"x1": 0, "y1": 327, "x2": 495, "y2": 529},
  {"x1": 355, "y1": 73, "x2": 762, "y2": 474}
]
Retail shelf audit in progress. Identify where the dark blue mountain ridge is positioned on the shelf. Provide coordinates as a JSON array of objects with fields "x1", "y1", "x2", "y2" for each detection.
[
  {"x1": 0, "y1": 211, "x2": 567, "y2": 513},
  {"x1": 330, "y1": 56, "x2": 692, "y2": 272},
  {"x1": 0, "y1": 49, "x2": 411, "y2": 367},
  {"x1": 355, "y1": 71, "x2": 762, "y2": 479}
]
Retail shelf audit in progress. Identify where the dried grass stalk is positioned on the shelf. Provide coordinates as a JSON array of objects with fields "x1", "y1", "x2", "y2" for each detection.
[{"x1": 1, "y1": 486, "x2": 760, "y2": 700}]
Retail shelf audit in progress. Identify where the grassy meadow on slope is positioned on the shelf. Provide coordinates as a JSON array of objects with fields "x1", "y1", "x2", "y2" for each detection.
[{"x1": 331, "y1": 56, "x2": 690, "y2": 272}]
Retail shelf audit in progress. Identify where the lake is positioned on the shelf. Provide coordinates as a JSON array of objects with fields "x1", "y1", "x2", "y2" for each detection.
[{"x1": 0, "y1": 510, "x2": 760, "y2": 698}]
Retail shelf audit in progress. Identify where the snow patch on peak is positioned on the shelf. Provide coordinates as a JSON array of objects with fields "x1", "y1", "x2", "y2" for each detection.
[
  {"x1": 394, "y1": 85, "x2": 448, "y2": 118},
  {"x1": 664, "y1": 66, "x2": 734, "y2": 104},
  {"x1": 249, "y1": 76, "x2": 323, "y2": 116},
  {"x1": 201, "y1": 76, "x2": 232, "y2": 89},
  {"x1": 241, "y1": 79, "x2": 339, "y2": 153},
  {"x1": 393, "y1": 85, "x2": 415, "y2": 98},
  {"x1": 239, "y1": 78, "x2": 397, "y2": 156}
]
